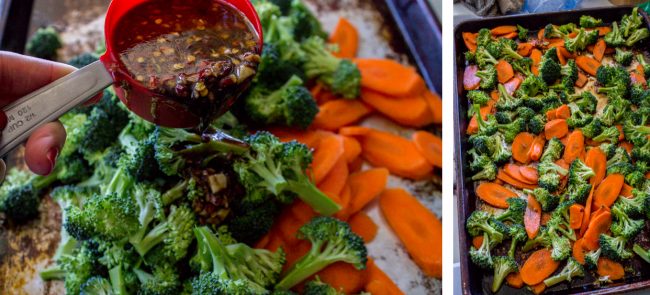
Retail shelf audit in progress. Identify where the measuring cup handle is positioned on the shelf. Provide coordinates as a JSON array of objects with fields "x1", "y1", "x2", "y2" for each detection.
[{"x1": 0, "y1": 61, "x2": 113, "y2": 157}]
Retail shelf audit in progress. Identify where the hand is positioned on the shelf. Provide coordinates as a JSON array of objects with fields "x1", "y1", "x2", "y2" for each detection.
[{"x1": 0, "y1": 51, "x2": 76, "y2": 175}]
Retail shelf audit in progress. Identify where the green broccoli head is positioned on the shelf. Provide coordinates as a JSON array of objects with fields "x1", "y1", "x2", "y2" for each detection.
[
  {"x1": 276, "y1": 217, "x2": 366, "y2": 290},
  {"x1": 496, "y1": 197, "x2": 526, "y2": 224},
  {"x1": 615, "y1": 48, "x2": 634, "y2": 66},
  {"x1": 491, "y1": 256, "x2": 517, "y2": 292},
  {"x1": 564, "y1": 28, "x2": 599, "y2": 52},
  {"x1": 568, "y1": 159, "x2": 595, "y2": 185},
  {"x1": 26, "y1": 26, "x2": 62, "y2": 60},
  {"x1": 475, "y1": 65, "x2": 498, "y2": 90},
  {"x1": 301, "y1": 37, "x2": 361, "y2": 98},
  {"x1": 524, "y1": 188, "x2": 559, "y2": 212},
  {"x1": 246, "y1": 75, "x2": 318, "y2": 129},
  {"x1": 470, "y1": 232, "x2": 494, "y2": 269},
  {"x1": 584, "y1": 248, "x2": 601, "y2": 270},
  {"x1": 467, "y1": 90, "x2": 491, "y2": 106},
  {"x1": 466, "y1": 211, "x2": 505, "y2": 243},
  {"x1": 517, "y1": 25, "x2": 529, "y2": 40},
  {"x1": 605, "y1": 22, "x2": 626, "y2": 47},
  {"x1": 580, "y1": 15, "x2": 603, "y2": 28},
  {"x1": 543, "y1": 258, "x2": 584, "y2": 287},
  {"x1": 517, "y1": 75, "x2": 547, "y2": 98},
  {"x1": 304, "y1": 278, "x2": 344, "y2": 295},
  {"x1": 134, "y1": 264, "x2": 181, "y2": 295},
  {"x1": 541, "y1": 138, "x2": 565, "y2": 162},
  {"x1": 610, "y1": 206, "x2": 644, "y2": 239},
  {"x1": 599, "y1": 234, "x2": 633, "y2": 261},
  {"x1": 476, "y1": 47, "x2": 499, "y2": 69},
  {"x1": 539, "y1": 48, "x2": 562, "y2": 84},
  {"x1": 67, "y1": 52, "x2": 99, "y2": 69}
]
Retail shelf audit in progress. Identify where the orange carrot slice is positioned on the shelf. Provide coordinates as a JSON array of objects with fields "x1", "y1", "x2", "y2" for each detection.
[
  {"x1": 555, "y1": 104, "x2": 571, "y2": 119},
  {"x1": 545, "y1": 119, "x2": 569, "y2": 140},
  {"x1": 349, "y1": 211, "x2": 378, "y2": 243},
  {"x1": 329, "y1": 17, "x2": 359, "y2": 59},
  {"x1": 463, "y1": 32, "x2": 478, "y2": 52},
  {"x1": 423, "y1": 90, "x2": 443, "y2": 124},
  {"x1": 576, "y1": 55, "x2": 601, "y2": 76},
  {"x1": 506, "y1": 272, "x2": 525, "y2": 289},
  {"x1": 312, "y1": 135, "x2": 345, "y2": 183},
  {"x1": 317, "y1": 262, "x2": 368, "y2": 294},
  {"x1": 573, "y1": 238, "x2": 586, "y2": 264},
  {"x1": 585, "y1": 147, "x2": 607, "y2": 186},
  {"x1": 575, "y1": 72, "x2": 588, "y2": 87},
  {"x1": 563, "y1": 130, "x2": 585, "y2": 164},
  {"x1": 355, "y1": 58, "x2": 425, "y2": 97},
  {"x1": 512, "y1": 132, "x2": 535, "y2": 164},
  {"x1": 317, "y1": 158, "x2": 349, "y2": 202},
  {"x1": 517, "y1": 43, "x2": 533, "y2": 57},
  {"x1": 475, "y1": 182, "x2": 517, "y2": 209},
  {"x1": 520, "y1": 249, "x2": 560, "y2": 285},
  {"x1": 519, "y1": 166, "x2": 539, "y2": 184},
  {"x1": 356, "y1": 129, "x2": 433, "y2": 179},
  {"x1": 497, "y1": 170, "x2": 537, "y2": 189},
  {"x1": 496, "y1": 60, "x2": 515, "y2": 83},
  {"x1": 412, "y1": 131, "x2": 442, "y2": 168},
  {"x1": 529, "y1": 135, "x2": 546, "y2": 162},
  {"x1": 582, "y1": 210, "x2": 612, "y2": 250},
  {"x1": 593, "y1": 174, "x2": 625, "y2": 209},
  {"x1": 360, "y1": 89, "x2": 434, "y2": 128},
  {"x1": 366, "y1": 259, "x2": 405, "y2": 295},
  {"x1": 341, "y1": 135, "x2": 362, "y2": 164},
  {"x1": 593, "y1": 39, "x2": 606, "y2": 62},
  {"x1": 597, "y1": 257, "x2": 625, "y2": 280},
  {"x1": 339, "y1": 126, "x2": 372, "y2": 137},
  {"x1": 525, "y1": 194, "x2": 542, "y2": 239},
  {"x1": 569, "y1": 204, "x2": 585, "y2": 229},
  {"x1": 491, "y1": 25, "x2": 517, "y2": 35},
  {"x1": 379, "y1": 188, "x2": 442, "y2": 278},
  {"x1": 313, "y1": 99, "x2": 373, "y2": 131},
  {"x1": 531, "y1": 49, "x2": 542, "y2": 76},
  {"x1": 344, "y1": 168, "x2": 389, "y2": 216}
]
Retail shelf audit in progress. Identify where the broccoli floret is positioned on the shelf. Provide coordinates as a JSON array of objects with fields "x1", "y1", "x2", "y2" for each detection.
[
  {"x1": 500, "y1": 38, "x2": 523, "y2": 60},
  {"x1": 593, "y1": 126, "x2": 621, "y2": 143},
  {"x1": 255, "y1": 43, "x2": 306, "y2": 88},
  {"x1": 496, "y1": 83, "x2": 522, "y2": 111},
  {"x1": 522, "y1": 226, "x2": 552, "y2": 252},
  {"x1": 130, "y1": 205, "x2": 195, "y2": 261},
  {"x1": 625, "y1": 170, "x2": 646, "y2": 188},
  {"x1": 580, "y1": 15, "x2": 603, "y2": 28},
  {"x1": 226, "y1": 199, "x2": 281, "y2": 244},
  {"x1": 561, "y1": 59, "x2": 579, "y2": 86},
  {"x1": 605, "y1": 22, "x2": 626, "y2": 47},
  {"x1": 541, "y1": 138, "x2": 565, "y2": 162},
  {"x1": 568, "y1": 159, "x2": 595, "y2": 185},
  {"x1": 67, "y1": 52, "x2": 99, "y2": 69},
  {"x1": 80, "y1": 276, "x2": 113, "y2": 295},
  {"x1": 627, "y1": 28, "x2": 650, "y2": 46},
  {"x1": 466, "y1": 211, "x2": 505, "y2": 243},
  {"x1": 596, "y1": 66, "x2": 631, "y2": 100},
  {"x1": 564, "y1": 28, "x2": 599, "y2": 52},
  {"x1": 511, "y1": 57, "x2": 534, "y2": 77},
  {"x1": 539, "y1": 48, "x2": 562, "y2": 85},
  {"x1": 483, "y1": 133, "x2": 512, "y2": 164},
  {"x1": 234, "y1": 132, "x2": 341, "y2": 215},
  {"x1": 621, "y1": 7, "x2": 644, "y2": 38},
  {"x1": 477, "y1": 28, "x2": 492, "y2": 47},
  {"x1": 544, "y1": 24, "x2": 568, "y2": 39},
  {"x1": 471, "y1": 160, "x2": 498, "y2": 181},
  {"x1": 495, "y1": 198, "x2": 526, "y2": 224},
  {"x1": 118, "y1": 124, "x2": 161, "y2": 182},
  {"x1": 133, "y1": 264, "x2": 180, "y2": 295},
  {"x1": 470, "y1": 232, "x2": 494, "y2": 269},
  {"x1": 517, "y1": 75, "x2": 547, "y2": 97},
  {"x1": 613, "y1": 189, "x2": 648, "y2": 218},
  {"x1": 40, "y1": 243, "x2": 101, "y2": 295},
  {"x1": 632, "y1": 139, "x2": 650, "y2": 162},
  {"x1": 301, "y1": 37, "x2": 361, "y2": 98},
  {"x1": 566, "y1": 103, "x2": 593, "y2": 128},
  {"x1": 491, "y1": 256, "x2": 517, "y2": 292},
  {"x1": 614, "y1": 48, "x2": 634, "y2": 66},
  {"x1": 304, "y1": 278, "x2": 344, "y2": 295},
  {"x1": 476, "y1": 47, "x2": 499, "y2": 69},
  {"x1": 623, "y1": 120, "x2": 650, "y2": 146},
  {"x1": 524, "y1": 188, "x2": 559, "y2": 211},
  {"x1": 538, "y1": 160, "x2": 569, "y2": 192},
  {"x1": 288, "y1": 0, "x2": 327, "y2": 41},
  {"x1": 507, "y1": 224, "x2": 527, "y2": 258},
  {"x1": 475, "y1": 65, "x2": 498, "y2": 90},
  {"x1": 567, "y1": 91, "x2": 597, "y2": 113},
  {"x1": 633, "y1": 244, "x2": 650, "y2": 264},
  {"x1": 528, "y1": 114, "x2": 547, "y2": 135},
  {"x1": 611, "y1": 206, "x2": 644, "y2": 239},
  {"x1": 276, "y1": 217, "x2": 366, "y2": 290},
  {"x1": 582, "y1": 118, "x2": 604, "y2": 139},
  {"x1": 543, "y1": 258, "x2": 584, "y2": 287},
  {"x1": 599, "y1": 234, "x2": 633, "y2": 261},
  {"x1": 517, "y1": 25, "x2": 529, "y2": 40},
  {"x1": 564, "y1": 182, "x2": 592, "y2": 204},
  {"x1": 245, "y1": 75, "x2": 318, "y2": 129},
  {"x1": 50, "y1": 186, "x2": 96, "y2": 262},
  {"x1": 26, "y1": 26, "x2": 62, "y2": 60},
  {"x1": 584, "y1": 248, "x2": 602, "y2": 270},
  {"x1": 467, "y1": 90, "x2": 491, "y2": 106}
]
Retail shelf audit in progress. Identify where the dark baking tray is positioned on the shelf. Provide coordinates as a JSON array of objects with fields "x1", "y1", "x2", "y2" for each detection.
[{"x1": 454, "y1": 6, "x2": 650, "y2": 295}]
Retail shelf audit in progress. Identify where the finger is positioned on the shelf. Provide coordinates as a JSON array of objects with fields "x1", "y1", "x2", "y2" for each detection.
[
  {"x1": 24, "y1": 121, "x2": 66, "y2": 175},
  {"x1": 0, "y1": 51, "x2": 76, "y2": 106}
]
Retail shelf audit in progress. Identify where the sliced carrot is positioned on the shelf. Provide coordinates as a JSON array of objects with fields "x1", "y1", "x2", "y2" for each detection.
[
  {"x1": 491, "y1": 25, "x2": 517, "y2": 35},
  {"x1": 290, "y1": 200, "x2": 318, "y2": 223},
  {"x1": 573, "y1": 238, "x2": 586, "y2": 264},
  {"x1": 463, "y1": 65, "x2": 481, "y2": 90},
  {"x1": 312, "y1": 135, "x2": 345, "y2": 183},
  {"x1": 537, "y1": 29, "x2": 545, "y2": 41},
  {"x1": 631, "y1": 71, "x2": 647, "y2": 86},
  {"x1": 329, "y1": 17, "x2": 359, "y2": 59},
  {"x1": 579, "y1": 186, "x2": 595, "y2": 238},
  {"x1": 472, "y1": 235, "x2": 484, "y2": 249},
  {"x1": 593, "y1": 39, "x2": 606, "y2": 62},
  {"x1": 360, "y1": 89, "x2": 434, "y2": 127},
  {"x1": 317, "y1": 262, "x2": 368, "y2": 294},
  {"x1": 569, "y1": 204, "x2": 585, "y2": 229},
  {"x1": 546, "y1": 108, "x2": 557, "y2": 121},
  {"x1": 512, "y1": 132, "x2": 535, "y2": 164},
  {"x1": 541, "y1": 212, "x2": 552, "y2": 226},
  {"x1": 356, "y1": 129, "x2": 433, "y2": 179},
  {"x1": 559, "y1": 46, "x2": 575, "y2": 59},
  {"x1": 412, "y1": 131, "x2": 442, "y2": 168},
  {"x1": 379, "y1": 188, "x2": 442, "y2": 278},
  {"x1": 597, "y1": 257, "x2": 625, "y2": 280},
  {"x1": 563, "y1": 130, "x2": 585, "y2": 164},
  {"x1": 475, "y1": 182, "x2": 518, "y2": 209},
  {"x1": 348, "y1": 157, "x2": 363, "y2": 174},
  {"x1": 529, "y1": 282, "x2": 547, "y2": 295},
  {"x1": 519, "y1": 166, "x2": 539, "y2": 184},
  {"x1": 313, "y1": 99, "x2": 373, "y2": 131},
  {"x1": 557, "y1": 47, "x2": 567, "y2": 65},
  {"x1": 317, "y1": 158, "x2": 349, "y2": 202},
  {"x1": 520, "y1": 249, "x2": 560, "y2": 285},
  {"x1": 316, "y1": 90, "x2": 339, "y2": 105},
  {"x1": 341, "y1": 136, "x2": 362, "y2": 164},
  {"x1": 582, "y1": 210, "x2": 612, "y2": 251},
  {"x1": 593, "y1": 174, "x2": 625, "y2": 209},
  {"x1": 349, "y1": 211, "x2": 378, "y2": 243},
  {"x1": 503, "y1": 76, "x2": 522, "y2": 95},
  {"x1": 366, "y1": 259, "x2": 405, "y2": 295},
  {"x1": 620, "y1": 183, "x2": 633, "y2": 198},
  {"x1": 545, "y1": 119, "x2": 569, "y2": 140},
  {"x1": 517, "y1": 43, "x2": 533, "y2": 56},
  {"x1": 585, "y1": 147, "x2": 607, "y2": 186},
  {"x1": 525, "y1": 194, "x2": 542, "y2": 239},
  {"x1": 498, "y1": 169, "x2": 538, "y2": 189},
  {"x1": 343, "y1": 168, "x2": 389, "y2": 217},
  {"x1": 355, "y1": 58, "x2": 425, "y2": 97},
  {"x1": 467, "y1": 100, "x2": 495, "y2": 134},
  {"x1": 310, "y1": 83, "x2": 323, "y2": 99},
  {"x1": 462, "y1": 32, "x2": 478, "y2": 52},
  {"x1": 270, "y1": 128, "x2": 331, "y2": 149},
  {"x1": 529, "y1": 135, "x2": 546, "y2": 161},
  {"x1": 504, "y1": 164, "x2": 536, "y2": 184},
  {"x1": 596, "y1": 26, "x2": 611, "y2": 36},
  {"x1": 339, "y1": 126, "x2": 372, "y2": 137},
  {"x1": 576, "y1": 55, "x2": 601, "y2": 76},
  {"x1": 555, "y1": 104, "x2": 571, "y2": 120},
  {"x1": 620, "y1": 140, "x2": 634, "y2": 154},
  {"x1": 575, "y1": 72, "x2": 588, "y2": 87},
  {"x1": 506, "y1": 272, "x2": 525, "y2": 289},
  {"x1": 423, "y1": 90, "x2": 442, "y2": 124},
  {"x1": 496, "y1": 60, "x2": 515, "y2": 83},
  {"x1": 338, "y1": 184, "x2": 352, "y2": 211},
  {"x1": 501, "y1": 31, "x2": 518, "y2": 39}
]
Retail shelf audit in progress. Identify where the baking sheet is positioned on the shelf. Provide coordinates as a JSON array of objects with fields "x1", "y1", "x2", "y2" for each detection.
[
  {"x1": 454, "y1": 6, "x2": 650, "y2": 295},
  {"x1": 0, "y1": 0, "x2": 442, "y2": 294}
]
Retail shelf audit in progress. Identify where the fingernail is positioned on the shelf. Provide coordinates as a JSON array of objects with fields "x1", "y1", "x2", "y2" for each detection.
[
  {"x1": 0, "y1": 112, "x2": 7, "y2": 130},
  {"x1": 45, "y1": 147, "x2": 59, "y2": 174}
]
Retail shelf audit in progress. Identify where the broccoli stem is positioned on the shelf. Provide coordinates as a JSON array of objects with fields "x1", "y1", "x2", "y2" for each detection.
[
  {"x1": 633, "y1": 244, "x2": 650, "y2": 264},
  {"x1": 161, "y1": 180, "x2": 188, "y2": 206},
  {"x1": 543, "y1": 273, "x2": 569, "y2": 287},
  {"x1": 132, "y1": 222, "x2": 168, "y2": 256},
  {"x1": 178, "y1": 140, "x2": 248, "y2": 156},
  {"x1": 39, "y1": 265, "x2": 65, "y2": 280},
  {"x1": 109, "y1": 265, "x2": 128, "y2": 295},
  {"x1": 105, "y1": 167, "x2": 134, "y2": 196},
  {"x1": 275, "y1": 247, "x2": 330, "y2": 290},
  {"x1": 286, "y1": 180, "x2": 341, "y2": 216},
  {"x1": 250, "y1": 159, "x2": 288, "y2": 195}
]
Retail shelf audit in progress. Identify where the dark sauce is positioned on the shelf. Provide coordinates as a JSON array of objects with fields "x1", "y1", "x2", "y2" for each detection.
[{"x1": 115, "y1": 0, "x2": 260, "y2": 124}]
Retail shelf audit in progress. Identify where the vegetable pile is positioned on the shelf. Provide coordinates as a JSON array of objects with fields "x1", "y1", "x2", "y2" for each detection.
[
  {"x1": 462, "y1": 8, "x2": 650, "y2": 294},
  {"x1": 5, "y1": 0, "x2": 443, "y2": 294}
]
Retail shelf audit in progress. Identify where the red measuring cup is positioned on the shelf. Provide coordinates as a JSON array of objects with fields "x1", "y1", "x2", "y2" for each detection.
[{"x1": 0, "y1": 0, "x2": 262, "y2": 157}]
